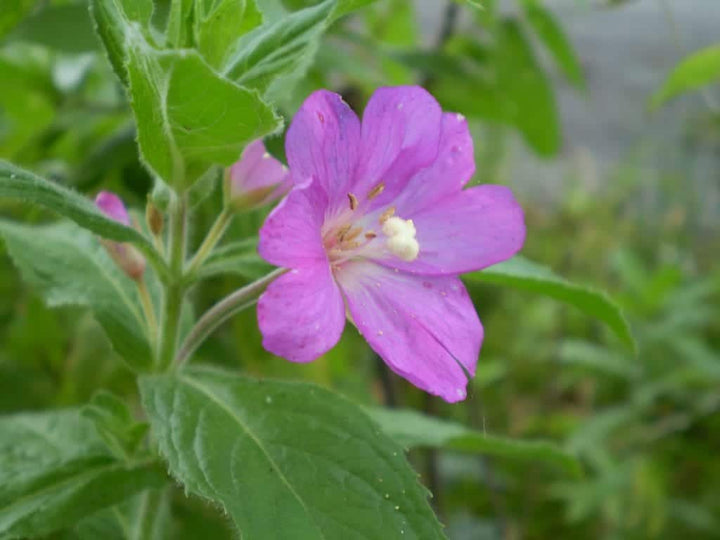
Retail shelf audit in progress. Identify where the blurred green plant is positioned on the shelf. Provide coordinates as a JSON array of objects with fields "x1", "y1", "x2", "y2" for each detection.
[{"x1": 0, "y1": 1, "x2": 717, "y2": 539}]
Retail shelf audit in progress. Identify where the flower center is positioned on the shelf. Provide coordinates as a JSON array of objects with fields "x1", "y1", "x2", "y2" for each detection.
[{"x1": 324, "y1": 184, "x2": 421, "y2": 266}]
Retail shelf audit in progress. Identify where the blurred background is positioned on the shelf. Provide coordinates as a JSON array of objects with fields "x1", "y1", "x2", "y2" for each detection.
[{"x1": 1, "y1": 0, "x2": 718, "y2": 538}]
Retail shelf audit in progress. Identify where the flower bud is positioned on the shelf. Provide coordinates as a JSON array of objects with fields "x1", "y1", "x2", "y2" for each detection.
[
  {"x1": 95, "y1": 191, "x2": 146, "y2": 281},
  {"x1": 224, "y1": 140, "x2": 290, "y2": 211},
  {"x1": 146, "y1": 201, "x2": 164, "y2": 236}
]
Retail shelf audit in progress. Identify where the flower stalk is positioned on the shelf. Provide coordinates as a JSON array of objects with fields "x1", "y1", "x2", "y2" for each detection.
[
  {"x1": 185, "y1": 207, "x2": 233, "y2": 277},
  {"x1": 157, "y1": 193, "x2": 187, "y2": 371},
  {"x1": 174, "y1": 268, "x2": 287, "y2": 368},
  {"x1": 136, "y1": 279, "x2": 158, "y2": 348}
]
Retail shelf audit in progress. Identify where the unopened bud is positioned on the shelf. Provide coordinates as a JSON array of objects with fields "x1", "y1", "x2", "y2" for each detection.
[
  {"x1": 146, "y1": 202, "x2": 163, "y2": 236},
  {"x1": 95, "y1": 191, "x2": 146, "y2": 281},
  {"x1": 224, "y1": 139, "x2": 290, "y2": 211}
]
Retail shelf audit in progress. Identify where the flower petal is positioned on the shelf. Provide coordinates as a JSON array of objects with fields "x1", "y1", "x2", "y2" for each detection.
[
  {"x1": 380, "y1": 185, "x2": 526, "y2": 276},
  {"x1": 258, "y1": 177, "x2": 328, "y2": 268},
  {"x1": 258, "y1": 263, "x2": 345, "y2": 363},
  {"x1": 353, "y1": 86, "x2": 443, "y2": 210},
  {"x1": 285, "y1": 90, "x2": 361, "y2": 206},
  {"x1": 336, "y1": 262, "x2": 482, "y2": 402},
  {"x1": 392, "y1": 112, "x2": 475, "y2": 215}
]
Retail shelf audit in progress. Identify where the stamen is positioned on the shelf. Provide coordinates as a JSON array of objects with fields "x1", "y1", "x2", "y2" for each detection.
[
  {"x1": 336, "y1": 224, "x2": 351, "y2": 240},
  {"x1": 379, "y1": 206, "x2": 396, "y2": 224},
  {"x1": 342, "y1": 227, "x2": 363, "y2": 243},
  {"x1": 367, "y1": 183, "x2": 385, "y2": 200},
  {"x1": 348, "y1": 192, "x2": 359, "y2": 210},
  {"x1": 364, "y1": 231, "x2": 377, "y2": 239}
]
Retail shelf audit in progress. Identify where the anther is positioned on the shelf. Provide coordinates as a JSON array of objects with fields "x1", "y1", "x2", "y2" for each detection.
[
  {"x1": 367, "y1": 183, "x2": 385, "y2": 200},
  {"x1": 342, "y1": 227, "x2": 363, "y2": 243},
  {"x1": 364, "y1": 231, "x2": 377, "y2": 239},
  {"x1": 336, "y1": 224, "x2": 351, "y2": 240},
  {"x1": 379, "y1": 206, "x2": 396, "y2": 224},
  {"x1": 348, "y1": 192, "x2": 358, "y2": 210}
]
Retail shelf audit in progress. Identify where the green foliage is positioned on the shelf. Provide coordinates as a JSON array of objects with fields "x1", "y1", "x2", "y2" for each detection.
[
  {"x1": 11, "y1": 4, "x2": 98, "y2": 53},
  {"x1": 0, "y1": 409, "x2": 166, "y2": 539},
  {"x1": 0, "y1": 161, "x2": 166, "y2": 275},
  {"x1": 139, "y1": 366, "x2": 446, "y2": 539},
  {"x1": 0, "y1": 221, "x2": 154, "y2": 370},
  {"x1": 521, "y1": 0, "x2": 584, "y2": 88},
  {"x1": 89, "y1": 0, "x2": 154, "y2": 85},
  {"x1": 468, "y1": 255, "x2": 636, "y2": 352},
  {"x1": 197, "y1": 237, "x2": 272, "y2": 280},
  {"x1": 651, "y1": 44, "x2": 720, "y2": 107},
  {"x1": 192, "y1": 0, "x2": 263, "y2": 68},
  {"x1": 125, "y1": 39, "x2": 282, "y2": 188},
  {"x1": 223, "y1": 1, "x2": 335, "y2": 94},
  {"x1": 82, "y1": 390, "x2": 149, "y2": 461},
  {"x1": 370, "y1": 407, "x2": 582, "y2": 477},
  {"x1": 0, "y1": 0, "x2": 35, "y2": 39}
]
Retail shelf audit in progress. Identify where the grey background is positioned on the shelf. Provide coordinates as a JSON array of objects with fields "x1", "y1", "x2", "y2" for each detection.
[{"x1": 417, "y1": 0, "x2": 720, "y2": 226}]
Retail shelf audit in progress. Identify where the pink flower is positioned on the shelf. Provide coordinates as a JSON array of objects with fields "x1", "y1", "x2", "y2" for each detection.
[
  {"x1": 225, "y1": 139, "x2": 291, "y2": 210},
  {"x1": 257, "y1": 87, "x2": 525, "y2": 402},
  {"x1": 95, "y1": 191, "x2": 146, "y2": 280}
]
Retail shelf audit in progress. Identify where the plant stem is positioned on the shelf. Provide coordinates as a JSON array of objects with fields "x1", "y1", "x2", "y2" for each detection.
[
  {"x1": 186, "y1": 207, "x2": 233, "y2": 277},
  {"x1": 136, "y1": 279, "x2": 158, "y2": 348},
  {"x1": 133, "y1": 488, "x2": 168, "y2": 540},
  {"x1": 175, "y1": 268, "x2": 287, "y2": 368},
  {"x1": 157, "y1": 194, "x2": 187, "y2": 371}
]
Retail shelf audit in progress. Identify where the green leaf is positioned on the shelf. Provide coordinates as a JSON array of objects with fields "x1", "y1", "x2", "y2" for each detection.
[
  {"x1": 222, "y1": 0, "x2": 334, "y2": 94},
  {"x1": 0, "y1": 221, "x2": 154, "y2": 370},
  {"x1": 126, "y1": 36, "x2": 282, "y2": 188},
  {"x1": 432, "y1": 21, "x2": 560, "y2": 156},
  {"x1": 139, "y1": 366, "x2": 445, "y2": 539},
  {"x1": 12, "y1": 4, "x2": 98, "y2": 53},
  {"x1": 82, "y1": 391, "x2": 150, "y2": 461},
  {"x1": 193, "y1": 0, "x2": 263, "y2": 68},
  {"x1": 521, "y1": 0, "x2": 584, "y2": 89},
  {"x1": 369, "y1": 408, "x2": 582, "y2": 477},
  {"x1": 90, "y1": 0, "x2": 154, "y2": 85},
  {"x1": 66, "y1": 489, "x2": 171, "y2": 540},
  {"x1": 0, "y1": 161, "x2": 166, "y2": 277},
  {"x1": 466, "y1": 255, "x2": 636, "y2": 352},
  {"x1": 0, "y1": 409, "x2": 166, "y2": 539},
  {"x1": 651, "y1": 44, "x2": 720, "y2": 108},
  {"x1": 197, "y1": 238, "x2": 272, "y2": 281},
  {"x1": 0, "y1": 0, "x2": 36, "y2": 39},
  {"x1": 558, "y1": 339, "x2": 640, "y2": 379}
]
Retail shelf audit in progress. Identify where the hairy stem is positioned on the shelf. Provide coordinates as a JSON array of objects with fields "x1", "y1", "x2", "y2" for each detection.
[
  {"x1": 157, "y1": 194, "x2": 187, "y2": 371},
  {"x1": 175, "y1": 268, "x2": 287, "y2": 367},
  {"x1": 186, "y1": 207, "x2": 234, "y2": 277}
]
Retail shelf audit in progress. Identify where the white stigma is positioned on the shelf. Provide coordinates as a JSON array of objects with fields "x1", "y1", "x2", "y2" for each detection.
[{"x1": 382, "y1": 216, "x2": 419, "y2": 261}]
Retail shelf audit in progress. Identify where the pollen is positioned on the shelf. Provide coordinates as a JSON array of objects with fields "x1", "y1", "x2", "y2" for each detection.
[
  {"x1": 368, "y1": 183, "x2": 385, "y2": 200},
  {"x1": 379, "y1": 206, "x2": 396, "y2": 224},
  {"x1": 382, "y1": 216, "x2": 419, "y2": 262},
  {"x1": 348, "y1": 192, "x2": 359, "y2": 210},
  {"x1": 342, "y1": 226, "x2": 363, "y2": 242}
]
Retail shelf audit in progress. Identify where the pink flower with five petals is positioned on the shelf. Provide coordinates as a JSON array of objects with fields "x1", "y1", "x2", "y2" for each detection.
[{"x1": 257, "y1": 86, "x2": 525, "y2": 402}]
